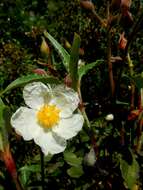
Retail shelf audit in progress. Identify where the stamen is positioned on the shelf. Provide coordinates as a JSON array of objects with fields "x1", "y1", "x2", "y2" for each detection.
[{"x1": 37, "y1": 105, "x2": 60, "y2": 128}]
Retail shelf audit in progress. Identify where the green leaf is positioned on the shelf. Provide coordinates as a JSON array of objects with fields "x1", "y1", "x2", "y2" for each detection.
[
  {"x1": 19, "y1": 169, "x2": 30, "y2": 186},
  {"x1": 69, "y1": 33, "x2": 81, "y2": 90},
  {"x1": 44, "y1": 31, "x2": 70, "y2": 71},
  {"x1": 19, "y1": 164, "x2": 41, "y2": 172},
  {"x1": 120, "y1": 155, "x2": 139, "y2": 190},
  {"x1": 67, "y1": 166, "x2": 84, "y2": 178},
  {"x1": 1, "y1": 74, "x2": 60, "y2": 95},
  {"x1": 64, "y1": 151, "x2": 82, "y2": 166},
  {"x1": 19, "y1": 164, "x2": 40, "y2": 186},
  {"x1": 78, "y1": 59, "x2": 103, "y2": 81}
]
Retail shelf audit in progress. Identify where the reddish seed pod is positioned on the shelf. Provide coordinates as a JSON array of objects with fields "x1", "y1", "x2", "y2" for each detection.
[
  {"x1": 40, "y1": 37, "x2": 50, "y2": 55},
  {"x1": 118, "y1": 32, "x2": 127, "y2": 50},
  {"x1": 33, "y1": 68, "x2": 47, "y2": 75}
]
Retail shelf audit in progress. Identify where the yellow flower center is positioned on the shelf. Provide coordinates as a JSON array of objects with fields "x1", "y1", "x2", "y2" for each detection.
[{"x1": 37, "y1": 104, "x2": 60, "y2": 128}]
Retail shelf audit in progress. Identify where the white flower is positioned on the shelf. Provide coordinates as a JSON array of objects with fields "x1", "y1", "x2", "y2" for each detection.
[
  {"x1": 105, "y1": 114, "x2": 114, "y2": 121},
  {"x1": 11, "y1": 82, "x2": 84, "y2": 155}
]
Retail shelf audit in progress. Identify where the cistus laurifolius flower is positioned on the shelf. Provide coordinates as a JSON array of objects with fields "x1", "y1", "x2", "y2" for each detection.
[{"x1": 11, "y1": 82, "x2": 84, "y2": 155}]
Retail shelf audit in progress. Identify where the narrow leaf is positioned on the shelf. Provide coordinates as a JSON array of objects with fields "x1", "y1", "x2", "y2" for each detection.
[
  {"x1": 1, "y1": 74, "x2": 60, "y2": 95},
  {"x1": 78, "y1": 59, "x2": 103, "y2": 81},
  {"x1": 69, "y1": 33, "x2": 81, "y2": 91},
  {"x1": 44, "y1": 31, "x2": 70, "y2": 71}
]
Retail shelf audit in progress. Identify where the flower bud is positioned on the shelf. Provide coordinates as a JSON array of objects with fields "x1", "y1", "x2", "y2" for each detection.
[
  {"x1": 80, "y1": 0, "x2": 95, "y2": 11},
  {"x1": 105, "y1": 114, "x2": 114, "y2": 121},
  {"x1": 84, "y1": 148, "x2": 96, "y2": 166},
  {"x1": 65, "y1": 40, "x2": 71, "y2": 49},
  {"x1": 33, "y1": 68, "x2": 47, "y2": 75},
  {"x1": 40, "y1": 37, "x2": 50, "y2": 55},
  {"x1": 79, "y1": 48, "x2": 85, "y2": 56},
  {"x1": 118, "y1": 32, "x2": 127, "y2": 50}
]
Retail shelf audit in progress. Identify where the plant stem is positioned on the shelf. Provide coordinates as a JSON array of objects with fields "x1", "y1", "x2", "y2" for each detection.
[
  {"x1": 81, "y1": 108, "x2": 91, "y2": 128},
  {"x1": 2, "y1": 146, "x2": 24, "y2": 190},
  {"x1": 13, "y1": 176, "x2": 24, "y2": 190},
  {"x1": 107, "y1": 1, "x2": 115, "y2": 98},
  {"x1": 136, "y1": 111, "x2": 143, "y2": 153},
  {"x1": 127, "y1": 53, "x2": 135, "y2": 109},
  {"x1": 78, "y1": 81, "x2": 90, "y2": 128},
  {"x1": 40, "y1": 150, "x2": 45, "y2": 190}
]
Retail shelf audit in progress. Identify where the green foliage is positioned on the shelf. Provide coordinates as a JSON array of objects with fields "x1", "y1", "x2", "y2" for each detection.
[
  {"x1": 1, "y1": 74, "x2": 60, "y2": 95},
  {"x1": 64, "y1": 151, "x2": 83, "y2": 166},
  {"x1": 78, "y1": 59, "x2": 104, "y2": 81},
  {"x1": 19, "y1": 164, "x2": 41, "y2": 186},
  {"x1": 64, "y1": 150, "x2": 84, "y2": 178},
  {"x1": 67, "y1": 166, "x2": 84, "y2": 178},
  {"x1": 44, "y1": 31, "x2": 70, "y2": 71},
  {"x1": 120, "y1": 154, "x2": 139, "y2": 190}
]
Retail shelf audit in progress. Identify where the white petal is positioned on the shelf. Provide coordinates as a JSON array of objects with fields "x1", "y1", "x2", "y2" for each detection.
[
  {"x1": 51, "y1": 85, "x2": 80, "y2": 118},
  {"x1": 23, "y1": 82, "x2": 51, "y2": 109},
  {"x1": 53, "y1": 114, "x2": 84, "y2": 140},
  {"x1": 34, "y1": 131, "x2": 67, "y2": 155},
  {"x1": 11, "y1": 107, "x2": 41, "y2": 140}
]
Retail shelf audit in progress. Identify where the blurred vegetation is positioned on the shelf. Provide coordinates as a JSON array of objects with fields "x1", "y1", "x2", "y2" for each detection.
[{"x1": 0, "y1": 0, "x2": 143, "y2": 189}]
